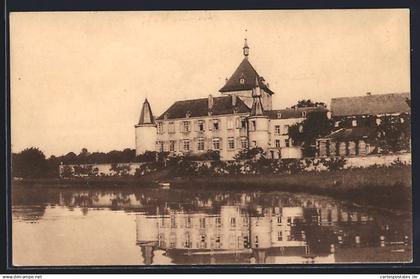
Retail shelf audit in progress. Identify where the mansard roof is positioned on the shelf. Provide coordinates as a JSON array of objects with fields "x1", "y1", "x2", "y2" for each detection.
[
  {"x1": 219, "y1": 58, "x2": 274, "y2": 95},
  {"x1": 331, "y1": 92, "x2": 410, "y2": 117},
  {"x1": 156, "y1": 96, "x2": 250, "y2": 120},
  {"x1": 265, "y1": 106, "x2": 327, "y2": 119},
  {"x1": 137, "y1": 98, "x2": 155, "y2": 125}
]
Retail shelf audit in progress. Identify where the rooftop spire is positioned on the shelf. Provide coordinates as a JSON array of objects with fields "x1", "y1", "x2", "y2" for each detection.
[
  {"x1": 243, "y1": 38, "x2": 249, "y2": 58},
  {"x1": 137, "y1": 98, "x2": 155, "y2": 125}
]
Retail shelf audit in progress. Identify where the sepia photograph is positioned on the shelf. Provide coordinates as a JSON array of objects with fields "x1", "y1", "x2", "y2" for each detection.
[{"x1": 9, "y1": 9, "x2": 412, "y2": 266}]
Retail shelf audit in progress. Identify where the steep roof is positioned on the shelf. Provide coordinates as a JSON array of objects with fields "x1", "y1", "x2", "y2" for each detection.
[
  {"x1": 137, "y1": 98, "x2": 155, "y2": 125},
  {"x1": 219, "y1": 58, "x2": 274, "y2": 95},
  {"x1": 156, "y1": 96, "x2": 250, "y2": 120},
  {"x1": 265, "y1": 107, "x2": 327, "y2": 119},
  {"x1": 330, "y1": 92, "x2": 410, "y2": 117}
]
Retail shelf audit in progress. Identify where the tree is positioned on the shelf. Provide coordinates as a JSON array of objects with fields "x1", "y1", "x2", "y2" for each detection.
[
  {"x1": 291, "y1": 99, "x2": 326, "y2": 109},
  {"x1": 234, "y1": 147, "x2": 265, "y2": 161},
  {"x1": 110, "y1": 163, "x2": 131, "y2": 176},
  {"x1": 289, "y1": 111, "x2": 333, "y2": 157},
  {"x1": 12, "y1": 147, "x2": 47, "y2": 178},
  {"x1": 376, "y1": 114, "x2": 411, "y2": 153}
]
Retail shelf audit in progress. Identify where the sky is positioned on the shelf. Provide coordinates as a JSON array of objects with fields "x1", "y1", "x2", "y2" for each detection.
[{"x1": 10, "y1": 10, "x2": 410, "y2": 157}]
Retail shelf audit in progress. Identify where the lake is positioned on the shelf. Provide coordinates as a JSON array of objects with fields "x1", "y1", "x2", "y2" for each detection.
[{"x1": 11, "y1": 185, "x2": 412, "y2": 266}]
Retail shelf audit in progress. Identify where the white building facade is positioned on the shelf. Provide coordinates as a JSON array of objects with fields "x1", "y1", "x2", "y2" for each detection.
[{"x1": 135, "y1": 40, "x2": 326, "y2": 160}]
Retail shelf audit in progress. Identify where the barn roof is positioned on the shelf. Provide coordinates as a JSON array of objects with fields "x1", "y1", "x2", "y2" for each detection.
[{"x1": 330, "y1": 93, "x2": 410, "y2": 117}]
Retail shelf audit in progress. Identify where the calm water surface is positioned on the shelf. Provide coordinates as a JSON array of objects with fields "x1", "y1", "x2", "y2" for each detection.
[{"x1": 12, "y1": 185, "x2": 412, "y2": 266}]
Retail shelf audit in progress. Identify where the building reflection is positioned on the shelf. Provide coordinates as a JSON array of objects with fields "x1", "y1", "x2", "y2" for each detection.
[{"x1": 16, "y1": 188, "x2": 410, "y2": 265}]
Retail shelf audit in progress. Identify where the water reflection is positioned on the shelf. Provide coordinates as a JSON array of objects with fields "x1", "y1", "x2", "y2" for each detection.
[{"x1": 12, "y1": 187, "x2": 412, "y2": 265}]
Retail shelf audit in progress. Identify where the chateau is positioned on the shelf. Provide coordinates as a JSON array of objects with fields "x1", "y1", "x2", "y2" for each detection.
[{"x1": 135, "y1": 39, "x2": 326, "y2": 160}]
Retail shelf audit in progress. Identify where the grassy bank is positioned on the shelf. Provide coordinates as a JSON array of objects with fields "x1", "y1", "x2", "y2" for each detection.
[
  {"x1": 170, "y1": 166, "x2": 412, "y2": 211},
  {"x1": 13, "y1": 166, "x2": 411, "y2": 211}
]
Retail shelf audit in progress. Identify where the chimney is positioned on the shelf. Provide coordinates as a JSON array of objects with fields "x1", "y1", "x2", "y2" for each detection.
[
  {"x1": 366, "y1": 92, "x2": 372, "y2": 96},
  {"x1": 232, "y1": 95, "x2": 237, "y2": 106},
  {"x1": 208, "y1": 94, "x2": 214, "y2": 111}
]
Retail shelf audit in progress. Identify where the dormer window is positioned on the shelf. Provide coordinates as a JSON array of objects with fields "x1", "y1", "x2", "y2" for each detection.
[
  {"x1": 239, "y1": 77, "x2": 245, "y2": 84},
  {"x1": 186, "y1": 111, "x2": 191, "y2": 118},
  {"x1": 302, "y1": 111, "x2": 307, "y2": 117},
  {"x1": 277, "y1": 112, "x2": 282, "y2": 119}
]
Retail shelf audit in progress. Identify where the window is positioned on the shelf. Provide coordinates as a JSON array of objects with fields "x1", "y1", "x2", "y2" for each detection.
[
  {"x1": 168, "y1": 122, "x2": 175, "y2": 133},
  {"x1": 183, "y1": 121, "x2": 191, "y2": 132},
  {"x1": 400, "y1": 117, "x2": 405, "y2": 123},
  {"x1": 228, "y1": 137, "x2": 235, "y2": 150},
  {"x1": 169, "y1": 233, "x2": 176, "y2": 248},
  {"x1": 171, "y1": 215, "x2": 176, "y2": 228},
  {"x1": 302, "y1": 111, "x2": 307, "y2": 117},
  {"x1": 376, "y1": 118, "x2": 382, "y2": 126},
  {"x1": 184, "y1": 232, "x2": 191, "y2": 248},
  {"x1": 183, "y1": 140, "x2": 190, "y2": 151},
  {"x1": 157, "y1": 122, "x2": 164, "y2": 134},
  {"x1": 215, "y1": 217, "x2": 221, "y2": 227},
  {"x1": 282, "y1": 125, "x2": 289, "y2": 135},
  {"x1": 158, "y1": 141, "x2": 164, "y2": 152},
  {"x1": 277, "y1": 112, "x2": 282, "y2": 118},
  {"x1": 278, "y1": 231, "x2": 283, "y2": 241},
  {"x1": 213, "y1": 119, "x2": 220, "y2": 130},
  {"x1": 230, "y1": 218, "x2": 236, "y2": 228},
  {"x1": 200, "y1": 218, "x2": 206, "y2": 229},
  {"x1": 241, "y1": 138, "x2": 248, "y2": 149},
  {"x1": 352, "y1": 119, "x2": 357, "y2": 127},
  {"x1": 275, "y1": 125, "x2": 281, "y2": 135},
  {"x1": 250, "y1": 120, "x2": 256, "y2": 131},
  {"x1": 213, "y1": 138, "x2": 220, "y2": 150},
  {"x1": 275, "y1": 139, "x2": 281, "y2": 148},
  {"x1": 227, "y1": 118, "x2": 234, "y2": 129},
  {"x1": 198, "y1": 120, "x2": 205, "y2": 131},
  {"x1": 240, "y1": 118, "x2": 247, "y2": 129},
  {"x1": 169, "y1": 140, "x2": 176, "y2": 152},
  {"x1": 197, "y1": 138, "x2": 205, "y2": 151},
  {"x1": 185, "y1": 216, "x2": 192, "y2": 228},
  {"x1": 285, "y1": 139, "x2": 290, "y2": 147},
  {"x1": 335, "y1": 121, "x2": 340, "y2": 127}
]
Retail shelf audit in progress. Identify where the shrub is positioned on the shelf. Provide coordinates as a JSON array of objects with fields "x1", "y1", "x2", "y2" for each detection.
[{"x1": 320, "y1": 157, "x2": 347, "y2": 171}]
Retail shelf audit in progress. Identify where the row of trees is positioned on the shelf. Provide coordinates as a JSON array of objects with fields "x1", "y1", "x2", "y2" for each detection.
[{"x1": 12, "y1": 147, "x2": 143, "y2": 178}]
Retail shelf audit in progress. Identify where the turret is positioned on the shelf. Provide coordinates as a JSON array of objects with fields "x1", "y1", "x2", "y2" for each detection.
[
  {"x1": 247, "y1": 77, "x2": 269, "y2": 149},
  {"x1": 136, "y1": 214, "x2": 159, "y2": 265},
  {"x1": 135, "y1": 98, "x2": 157, "y2": 156}
]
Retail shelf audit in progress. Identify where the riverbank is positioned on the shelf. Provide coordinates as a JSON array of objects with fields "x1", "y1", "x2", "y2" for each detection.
[{"x1": 13, "y1": 165, "x2": 411, "y2": 211}]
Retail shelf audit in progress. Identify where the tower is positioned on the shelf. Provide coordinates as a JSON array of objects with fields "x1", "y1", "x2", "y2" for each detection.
[
  {"x1": 135, "y1": 98, "x2": 157, "y2": 156},
  {"x1": 219, "y1": 38, "x2": 274, "y2": 110},
  {"x1": 248, "y1": 77, "x2": 270, "y2": 150}
]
